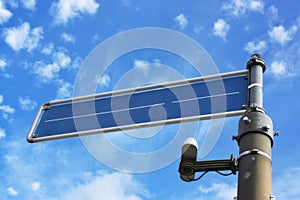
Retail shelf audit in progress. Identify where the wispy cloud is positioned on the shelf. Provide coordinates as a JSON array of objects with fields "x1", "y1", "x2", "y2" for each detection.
[
  {"x1": 274, "y1": 167, "x2": 300, "y2": 199},
  {"x1": 2, "y1": 22, "x2": 43, "y2": 52},
  {"x1": 0, "y1": 126, "x2": 5, "y2": 139},
  {"x1": 269, "y1": 60, "x2": 296, "y2": 78},
  {"x1": 244, "y1": 40, "x2": 267, "y2": 53},
  {"x1": 53, "y1": 49, "x2": 72, "y2": 69},
  {"x1": 133, "y1": 59, "x2": 151, "y2": 73},
  {"x1": 56, "y1": 80, "x2": 73, "y2": 99},
  {"x1": 267, "y1": 5, "x2": 278, "y2": 22},
  {"x1": 61, "y1": 171, "x2": 151, "y2": 200},
  {"x1": 18, "y1": 96, "x2": 37, "y2": 111},
  {"x1": 42, "y1": 43, "x2": 54, "y2": 55},
  {"x1": 61, "y1": 32, "x2": 75, "y2": 43},
  {"x1": 198, "y1": 182, "x2": 237, "y2": 199},
  {"x1": 0, "y1": 94, "x2": 15, "y2": 119},
  {"x1": 33, "y1": 61, "x2": 60, "y2": 82},
  {"x1": 0, "y1": 58, "x2": 8, "y2": 70},
  {"x1": 50, "y1": 0, "x2": 100, "y2": 25},
  {"x1": 0, "y1": 0, "x2": 12, "y2": 24},
  {"x1": 222, "y1": 0, "x2": 264, "y2": 17},
  {"x1": 268, "y1": 25, "x2": 298, "y2": 46},
  {"x1": 32, "y1": 47, "x2": 80, "y2": 83},
  {"x1": 174, "y1": 13, "x2": 188, "y2": 29},
  {"x1": 20, "y1": 0, "x2": 37, "y2": 10},
  {"x1": 97, "y1": 74, "x2": 110, "y2": 88},
  {"x1": 31, "y1": 182, "x2": 41, "y2": 191},
  {"x1": 212, "y1": 19, "x2": 230, "y2": 41},
  {"x1": 7, "y1": 187, "x2": 18, "y2": 196}
]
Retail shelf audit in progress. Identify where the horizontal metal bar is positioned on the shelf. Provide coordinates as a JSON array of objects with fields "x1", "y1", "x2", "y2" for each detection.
[
  {"x1": 48, "y1": 70, "x2": 248, "y2": 106},
  {"x1": 28, "y1": 109, "x2": 246, "y2": 143},
  {"x1": 185, "y1": 160, "x2": 233, "y2": 171}
]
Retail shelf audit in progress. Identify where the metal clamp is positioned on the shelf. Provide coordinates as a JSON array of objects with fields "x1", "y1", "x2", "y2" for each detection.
[
  {"x1": 237, "y1": 149, "x2": 271, "y2": 164},
  {"x1": 248, "y1": 83, "x2": 262, "y2": 89}
]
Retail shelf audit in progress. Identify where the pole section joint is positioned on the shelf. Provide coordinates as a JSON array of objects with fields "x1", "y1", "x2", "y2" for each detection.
[
  {"x1": 246, "y1": 53, "x2": 266, "y2": 72},
  {"x1": 237, "y1": 111, "x2": 274, "y2": 147}
]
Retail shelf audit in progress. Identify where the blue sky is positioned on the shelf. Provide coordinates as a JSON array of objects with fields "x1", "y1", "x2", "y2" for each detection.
[{"x1": 0, "y1": 0, "x2": 300, "y2": 199}]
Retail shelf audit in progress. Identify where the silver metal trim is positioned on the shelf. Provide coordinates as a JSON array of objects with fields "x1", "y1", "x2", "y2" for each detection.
[
  {"x1": 27, "y1": 70, "x2": 248, "y2": 143},
  {"x1": 28, "y1": 110, "x2": 246, "y2": 143},
  {"x1": 48, "y1": 69, "x2": 248, "y2": 106},
  {"x1": 27, "y1": 105, "x2": 45, "y2": 143}
]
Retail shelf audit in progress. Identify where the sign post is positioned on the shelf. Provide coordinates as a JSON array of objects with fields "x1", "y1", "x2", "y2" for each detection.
[
  {"x1": 235, "y1": 54, "x2": 274, "y2": 200},
  {"x1": 27, "y1": 54, "x2": 276, "y2": 199},
  {"x1": 178, "y1": 54, "x2": 275, "y2": 200}
]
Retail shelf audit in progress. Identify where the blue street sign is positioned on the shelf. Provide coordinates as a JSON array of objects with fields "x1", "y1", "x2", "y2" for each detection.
[{"x1": 27, "y1": 70, "x2": 248, "y2": 143}]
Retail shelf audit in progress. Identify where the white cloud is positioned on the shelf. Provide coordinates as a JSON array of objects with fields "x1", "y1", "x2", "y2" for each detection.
[
  {"x1": 3, "y1": 22, "x2": 43, "y2": 52},
  {"x1": 269, "y1": 60, "x2": 296, "y2": 78},
  {"x1": 5, "y1": 1, "x2": 18, "y2": 8},
  {"x1": 249, "y1": 0, "x2": 264, "y2": 13},
  {"x1": 97, "y1": 74, "x2": 110, "y2": 88},
  {"x1": 244, "y1": 40, "x2": 267, "y2": 53},
  {"x1": 134, "y1": 59, "x2": 150, "y2": 72},
  {"x1": 7, "y1": 187, "x2": 18, "y2": 196},
  {"x1": 0, "y1": 0, "x2": 12, "y2": 24},
  {"x1": 53, "y1": 49, "x2": 72, "y2": 69},
  {"x1": 174, "y1": 13, "x2": 188, "y2": 29},
  {"x1": 72, "y1": 56, "x2": 83, "y2": 69},
  {"x1": 0, "y1": 104, "x2": 15, "y2": 114},
  {"x1": 61, "y1": 32, "x2": 75, "y2": 43},
  {"x1": 0, "y1": 95, "x2": 15, "y2": 119},
  {"x1": 132, "y1": 59, "x2": 161, "y2": 76},
  {"x1": 122, "y1": 0, "x2": 131, "y2": 6},
  {"x1": 267, "y1": 5, "x2": 278, "y2": 21},
  {"x1": 57, "y1": 81, "x2": 73, "y2": 99},
  {"x1": 50, "y1": 0, "x2": 100, "y2": 25},
  {"x1": 33, "y1": 61, "x2": 60, "y2": 82},
  {"x1": 198, "y1": 182, "x2": 237, "y2": 200},
  {"x1": 222, "y1": 0, "x2": 264, "y2": 17},
  {"x1": 4, "y1": 154, "x2": 18, "y2": 161},
  {"x1": 19, "y1": 96, "x2": 37, "y2": 111},
  {"x1": 31, "y1": 182, "x2": 41, "y2": 191},
  {"x1": 134, "y1": 59, "x2": 150, "y2": 67},
  {"x1": 21, "y1": 0, "x2": 37, "y2": 10},
  {"x1": 0, "y1": 58, "x2": 8, "y2": 70},
  {"x1": 42, "y1": 43, "x2": 54, "y2": 55},
  {"x1": 274, "y1": 167, "x2": 300, "y2": 199},
  {"x1": 0, "y1": 126, "x2": 5, "y2": 138},
  {"x1": 268, "y1": 25, "x2": 298, "y2": 46},
  {"x1": 32, "y1": 47, "x2": 81, "y2": 83},
  {"x1": 193, "y1": 26, "x2": 204, "y2": 33},
  {"x1": 61, "y1": 171, "x2": 150, "y2": 200},
  {"x1": 212, "y1": 19, "x2": 230, "y2": 41},
  {"x1": 270, "y1": 61, "x2": 286, "y2": 76}
]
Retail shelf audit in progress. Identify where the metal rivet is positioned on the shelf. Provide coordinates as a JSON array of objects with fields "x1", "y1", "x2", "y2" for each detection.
[
  {"x1": 262, "y1": 125, "x2": 270, "y2": 131},
  {"x1": 242, "y1": 116, "x2": 251, "y2": 124}
]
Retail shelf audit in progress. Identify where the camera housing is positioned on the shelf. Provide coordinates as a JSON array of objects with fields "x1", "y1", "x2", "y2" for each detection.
[{"x1": 179, "y1": 137, "x2": 198, "y2": 182}]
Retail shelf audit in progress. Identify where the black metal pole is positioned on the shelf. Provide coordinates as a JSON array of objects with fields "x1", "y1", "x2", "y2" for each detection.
[{"x1": 236, "y1": 54, "x2": 274, "y2": 200}]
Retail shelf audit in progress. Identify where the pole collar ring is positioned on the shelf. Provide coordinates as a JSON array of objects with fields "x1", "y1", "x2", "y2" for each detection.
[{"x1": 237, "y1": 149, "x2": 271, "y2": 167}]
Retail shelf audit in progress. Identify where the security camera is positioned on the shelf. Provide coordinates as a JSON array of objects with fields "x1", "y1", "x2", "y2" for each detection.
[{"x1": 179, "y1": 137, "x2": 198, "y2": 182}]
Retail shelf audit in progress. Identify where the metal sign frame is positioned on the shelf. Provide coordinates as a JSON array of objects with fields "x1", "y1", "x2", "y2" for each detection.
[{"x1": 27, "y1": 70, "x2": 248, "y2": 143}]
